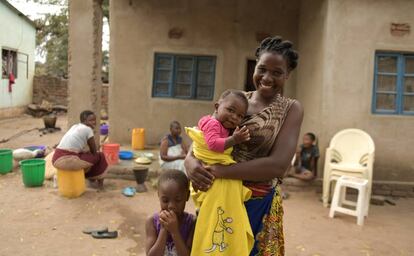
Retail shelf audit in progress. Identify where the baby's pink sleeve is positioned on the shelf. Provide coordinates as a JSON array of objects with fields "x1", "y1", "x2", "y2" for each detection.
[{"x1": 200, "y1": 119, "x2": 227, "y2": 153}]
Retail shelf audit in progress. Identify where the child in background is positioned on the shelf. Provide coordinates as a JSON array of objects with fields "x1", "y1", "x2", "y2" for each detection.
[
  {"x1": 185, "y1": 89, "x2": 253, "y2": 255},
  {"x1": 52, "y1": 110, "x2": 107, "y2": 190},
  {"x1": 146, "y1": 169, "x2": 195, "y2": 256},
  {"x1": 290, "y1": 132, "x2": 319, "y2": 181}
]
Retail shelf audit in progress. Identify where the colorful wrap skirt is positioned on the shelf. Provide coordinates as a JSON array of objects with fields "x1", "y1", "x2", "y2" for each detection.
[{"x1": 245, "y1": 186, "x2": 284, "y2": 256}]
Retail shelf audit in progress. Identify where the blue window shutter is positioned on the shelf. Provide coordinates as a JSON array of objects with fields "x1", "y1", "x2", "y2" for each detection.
[
  {"x1": 152, "y1": 53, "x2": 216, "y2": 100},
  {"x1": 373, "y1": 52, "x2": 414, "y2": 115}
]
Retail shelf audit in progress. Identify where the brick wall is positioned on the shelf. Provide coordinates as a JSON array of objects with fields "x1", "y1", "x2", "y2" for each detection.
[
  {"x1": 33, "y1": 75, "x2": 108, "y2": 110},
  {"x1": 33, "y1": 76, "x2": 68, "y2": 106}
]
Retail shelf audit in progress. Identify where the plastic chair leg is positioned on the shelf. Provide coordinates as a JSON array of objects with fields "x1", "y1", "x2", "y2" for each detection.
[
  {"x1": 323, "y1": 179, "x2": 331, "y2": 208},
  {"x1": 356, "y1": 186, "x2": 366, "y2": 226}
]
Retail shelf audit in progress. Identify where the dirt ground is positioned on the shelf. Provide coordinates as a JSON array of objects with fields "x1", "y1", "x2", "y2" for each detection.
[{"x1": 0, "y1": 115, "x2": 413, "y2": 256}]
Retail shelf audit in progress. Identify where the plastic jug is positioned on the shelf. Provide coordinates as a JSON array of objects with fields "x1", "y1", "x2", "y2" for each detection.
[{"x1": 132, "y1": 128, "x2": 145, "y2": 150}]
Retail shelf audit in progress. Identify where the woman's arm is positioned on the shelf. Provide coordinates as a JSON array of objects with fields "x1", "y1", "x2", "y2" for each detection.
[
  {"x1": 210, "y1": 101, "x2": 304, "y2": 181},
  {"x1": 160, "y1": 137, "x2": 185, "y2": 161},
  {"x1": 181, "y1": 140, "x2": 188, "y2": 155},
  {"x1": 145, "y1": 215, "x2": 168, "y2": 256},
  {"x1": 87, "y1": 137, "x2": 97, "y2": 154}
]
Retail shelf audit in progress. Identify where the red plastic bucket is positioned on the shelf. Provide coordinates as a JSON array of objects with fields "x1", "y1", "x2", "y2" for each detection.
[{"x1": 102, "y1": 143, "x2": 120, "y2": 165}]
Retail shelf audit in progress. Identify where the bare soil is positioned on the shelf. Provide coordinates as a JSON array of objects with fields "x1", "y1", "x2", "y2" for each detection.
[{"x1": 0, "y1": 115, "x2": 413, "y2": 256}]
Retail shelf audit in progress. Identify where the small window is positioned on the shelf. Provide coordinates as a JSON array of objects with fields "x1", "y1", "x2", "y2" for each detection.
[
  {"x1": 2, "y1": 49, "x2": 18, "y2": 79},
  {"x1": 373, "y1": 52, "x2": 414, "y2": 115},
  {"x1": 153, "y1": 53, "x2": 216, "y2": 100}
]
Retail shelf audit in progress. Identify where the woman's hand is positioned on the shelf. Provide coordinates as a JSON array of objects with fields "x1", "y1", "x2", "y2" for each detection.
[
  {"x1": 184, "y1": 150, "x2": 214, "y2": 191},
  {"x1": 159, "y1": 210, "x2": 179, "y2": 235},
  {"x1": 204, "y1": 165, "x2": 225, "y2": 179}
]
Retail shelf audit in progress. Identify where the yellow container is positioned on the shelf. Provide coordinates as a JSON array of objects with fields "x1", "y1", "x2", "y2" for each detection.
[
  {"x1": 57, "y1": 169, "x2": 85, "y2": 198},
  {"x1": 132, "y1": 128, "x2": 145, "y2": 150}
]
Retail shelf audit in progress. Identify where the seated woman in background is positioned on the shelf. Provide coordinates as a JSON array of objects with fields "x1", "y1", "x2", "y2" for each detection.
[
  {"x1": 159, "y1": 121, "x2": 188, "y2": 172},
  {"x1": 289, "y1": 132, "x2": 319, "y2": 181},
  {"x1": 52, "y1": 110, "x2": 108, "y2": 190}
]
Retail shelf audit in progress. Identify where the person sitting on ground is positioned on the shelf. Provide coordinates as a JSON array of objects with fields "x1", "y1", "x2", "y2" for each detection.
[
  {"x1": 289, "y1": 132, "x2": 319, "y2": 181},
  {"x1": 159, "y1": 121, "x2": 188, "y2": 172},
  {"x1": 52, "y1": 110, "x2": 108, "y2": 190},
  {"x1": 146, "y1": 169, "x2": 195, "y2": 256}
]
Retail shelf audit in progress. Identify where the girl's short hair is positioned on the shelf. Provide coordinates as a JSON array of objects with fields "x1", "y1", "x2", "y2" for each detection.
[
  {"x1": 80, "y1": 110, "x2": 95, "y2": 122},
  {"x1": 219, "y1": 89, "x2": 248, "y2": 109},
  {"x1": 157, "y1": 169, "x2": 189, "y2": 191}
]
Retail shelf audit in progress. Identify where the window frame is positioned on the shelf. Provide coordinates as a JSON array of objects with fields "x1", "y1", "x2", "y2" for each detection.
[
  {"x1": 372, "y1": 52, "x2": 414, "y2": 115},
  {"x1": 2, "y1": 48, "x2": 18, "y2": 79},
  {"x1": 152, "y1": 53, "x2": 216, "y2": 101}
]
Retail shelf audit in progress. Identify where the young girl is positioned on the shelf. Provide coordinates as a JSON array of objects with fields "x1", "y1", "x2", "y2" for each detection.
[
  {"x1": 52, "y1": 110, "x2": 107, "y2": 190},
  {"x1": 146, "y1": 169, "x2": 195, "y2": 256},
  {"x1": 185, "y1": 89, "x2": 253, "y2": 255},
  {"x1": 290, "y1": 132, "x2": 319, "y2": 181}
]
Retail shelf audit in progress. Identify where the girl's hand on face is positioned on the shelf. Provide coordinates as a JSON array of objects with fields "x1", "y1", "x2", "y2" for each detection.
[
  {"x1": 184, "y1": 155, "x2": 214, "y2": 191},
  {"x1": 159, "y1": 210, "x2": 179, "y2": 235}
]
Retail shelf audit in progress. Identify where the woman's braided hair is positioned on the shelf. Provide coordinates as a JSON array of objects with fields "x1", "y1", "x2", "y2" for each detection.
[{"x1": 255, "y1": 36, "x2": 299, "y2": 71}]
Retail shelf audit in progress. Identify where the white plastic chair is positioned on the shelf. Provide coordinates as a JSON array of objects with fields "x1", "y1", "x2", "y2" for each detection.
[
  {"x1": 329, "y1": 175, "x2": 369, "y2": 225},
  {"x1": 322, "y1": 129, "x2": 375, "y2": 210}
]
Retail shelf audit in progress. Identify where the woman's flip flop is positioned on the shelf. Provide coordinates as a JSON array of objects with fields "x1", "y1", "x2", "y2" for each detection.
[
  {"x1": 82, "y1": 226, "x2": 108, "y2": 234},
  {"x1": 122, "y1": 187, "x2": 136, "y2": 197},
  {"x1": 91, "y1": 230, "x2": 118, "y2": 239}
]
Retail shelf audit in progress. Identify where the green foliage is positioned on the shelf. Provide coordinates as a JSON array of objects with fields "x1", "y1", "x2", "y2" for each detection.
[
  {"x1": 34, "y1": 4, "x2": 68, "y2": 77},
  {"x1": 103, "y1": 0, "x2": 109, "y2": 23},
  {"x1": 31, "y1": 0, "x2": 109, "y2": 78}
]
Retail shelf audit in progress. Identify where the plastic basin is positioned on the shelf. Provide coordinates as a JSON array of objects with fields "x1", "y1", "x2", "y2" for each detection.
[{"x1": 119, "y1": 150, "x2": 133, "y2": 160}]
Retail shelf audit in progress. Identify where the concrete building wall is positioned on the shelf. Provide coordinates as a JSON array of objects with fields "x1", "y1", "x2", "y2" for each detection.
[
  {"x1": 298, "y1": 0, "x2": 414, "y2": 181},
  {"x1": 109, "y1": 0, "x2": 300, "y2": 144},
  {"x1": 0, "y1": 1, "x2": 36, "y2": 114},
  {"x1": 297, "y1": 0, "x2": 328, "y2": 151}
]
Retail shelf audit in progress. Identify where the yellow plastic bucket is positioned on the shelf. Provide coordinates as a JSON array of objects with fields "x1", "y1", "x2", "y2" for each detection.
[
  {"x1": 132, "y1": 128, "x2": 145, "y2": 150},
  {"x1": 57, "y1": 169, "x2": 85, "y2": 198}
]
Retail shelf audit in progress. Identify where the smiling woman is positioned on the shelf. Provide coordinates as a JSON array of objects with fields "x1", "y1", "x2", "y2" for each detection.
[{"x1": 185, "y1": 36, "x2": 303, "y2": 256}]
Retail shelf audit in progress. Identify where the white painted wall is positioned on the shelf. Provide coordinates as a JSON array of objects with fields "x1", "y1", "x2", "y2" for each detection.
[{"x1": 0, "y1": 1, "x2": 36, "y2": 109}]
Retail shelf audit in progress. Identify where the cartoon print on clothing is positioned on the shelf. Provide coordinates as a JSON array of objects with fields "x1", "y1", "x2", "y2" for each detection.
[{"x1": 205, "y1": 207, "x2": 234, "y2": 253}]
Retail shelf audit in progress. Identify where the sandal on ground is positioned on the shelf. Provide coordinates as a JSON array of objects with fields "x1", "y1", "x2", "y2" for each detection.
[
  {"x1": 91, "y1": 230, "x2": 118, "y2": 239},
  {"x1": 82, "y1": 226, "x2": 108, "y2": 234},
  {"x1": 122, "y1": 187, "x2": 136, "y2": 197}
]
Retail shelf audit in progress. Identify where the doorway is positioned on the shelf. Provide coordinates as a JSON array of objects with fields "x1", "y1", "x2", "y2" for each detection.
[{"x1": 245, "y1": 59, "x2": 256, "y2": 92}]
